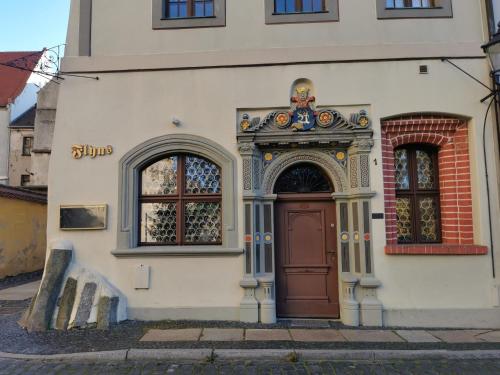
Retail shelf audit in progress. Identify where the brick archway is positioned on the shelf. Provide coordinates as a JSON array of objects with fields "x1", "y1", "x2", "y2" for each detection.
[{"x1": 381, "y1": 114, "x2": 487, "y2": 255}]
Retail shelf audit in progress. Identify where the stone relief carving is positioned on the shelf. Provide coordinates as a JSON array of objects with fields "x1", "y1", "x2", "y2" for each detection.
[
  {"x1": 261, "y1": 150, "x2": 348, "y2": 194},
  {"x1": 350, "y1": 156, "x2": 358, "y2": 189},
  {"x1": 360, "y1": 154, "x2": 370, "y2": 188}
]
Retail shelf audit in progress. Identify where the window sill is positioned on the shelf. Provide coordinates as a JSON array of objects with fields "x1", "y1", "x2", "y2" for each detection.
[
  {"x1": 112, "y1": 246, "x2": 244, "y2": 257},
  {"x1": 385, "y1": 244, "x2": 488, "y2": 256}
]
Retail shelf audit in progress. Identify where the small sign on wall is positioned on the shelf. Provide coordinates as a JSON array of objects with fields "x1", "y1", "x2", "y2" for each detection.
[{"x1": 60, "y1": 205, "x2": 107, "y2": 230}]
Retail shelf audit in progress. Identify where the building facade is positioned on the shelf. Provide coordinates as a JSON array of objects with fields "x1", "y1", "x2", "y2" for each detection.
[
  {"x1": 0, "y1": 51, "x2": 42, "y2": 186},
  {"x1": 38, "y1": 0, "x2": 500, "y2": 329},
  {"x1": 8, "y1": 106, "x2": 35, "y2": 187}
]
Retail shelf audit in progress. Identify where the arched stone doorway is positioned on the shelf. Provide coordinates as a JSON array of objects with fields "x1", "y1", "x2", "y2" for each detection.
[{"x1": 273, "y1": 163, "x2": 340, "y2": 318}]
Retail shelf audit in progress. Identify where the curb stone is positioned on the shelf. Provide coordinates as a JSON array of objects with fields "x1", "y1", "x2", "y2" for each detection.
[
  {"x1": 0, "y1": 349, "x2": 500, "y2": 362},
  {"x1": 127, "y1": 349, "x2": 213, "y2": 361},
  {"x1": 215, "y1": 349, "x2": 294, "y2": 360},
  {"x1": 0, "y1": 350, "x2": 128, "y2": 362}
]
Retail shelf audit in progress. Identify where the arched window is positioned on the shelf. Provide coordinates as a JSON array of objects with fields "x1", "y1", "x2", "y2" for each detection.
[
  {"x1": 394, "y1": 145, "x2": 441, "y2": 244},
  {"x1": 139, "y1": 154, "x2": 222, "y2": 246},
  {"x1": 274, "y1": 163, "x2": 332, "y2": 194}
]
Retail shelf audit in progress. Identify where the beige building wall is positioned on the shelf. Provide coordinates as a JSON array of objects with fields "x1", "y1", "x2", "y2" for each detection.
[
  {"x1": 45, "y1": 0, "x2": 500, "y2": 326},
  {"x1": 0, "y1": 108, "x2": 9, "y2": 185},
  {"x1": 0, "y1": 190, "x2": 47, "y2": 278},
  {"x1": 31, "y1": 81, "x2": 59, "y2": 187},
  {"x1": 9, "y1": 128, "x2": 34, "y2": 187}
]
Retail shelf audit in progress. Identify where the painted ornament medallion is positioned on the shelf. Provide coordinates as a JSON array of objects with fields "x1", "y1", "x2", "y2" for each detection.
[{"x1": 290, "y1": 86, "x2": 317, "y2": 132}]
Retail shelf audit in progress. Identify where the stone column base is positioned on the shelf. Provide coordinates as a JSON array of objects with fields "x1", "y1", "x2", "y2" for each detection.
[
  {"x1": 260, "y1": 279, "x2": 276, "y2": 324},
  {"x1": 240, "y1": 278, "x2": 259, "y2": 323},
  {"x1": 360, "y1": 297, "x2": 383, "y2": 327}
]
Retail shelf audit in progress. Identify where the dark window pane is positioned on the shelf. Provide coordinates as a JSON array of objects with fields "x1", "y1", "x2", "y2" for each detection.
[
  {"x1": 141, "y1": 203, "x2": 177, "y2": 244},
  {"x1": 205, "y1": 1, "x2": 214, "y2": 16},
  {"x1": 396, "y1": 197, "x2": 412, "y2": 243},
  {"x1": 275, "y1": 0, "x2": 286, "y2": 12},
  {"x1": 185, "y1": 155, "x2": 221, "y2": 194},
  {"x1": 274, "y1": 163, "x2": 331, "y2": 193},
  {"x1": 141, "y1": 157, "x2": 178, "y2": 195},
  {"x1": 194, "y1": 2, "x2": 204, "y2": 16},
  {"x1": 168, "y1": 4, "x2": 179, "y2": 17},
  {"x1": 418, "y1": 197, "x2": 439, "y2": 241},
  {"x1": 416, "y1": 149, "x2": 435, "y2": 189},
  {"x1": 394, "y1": 149, "x2": 410, "y2": 190},
  {"x1": 184, "y1": 202, "x2": 222, "y2": 243}
]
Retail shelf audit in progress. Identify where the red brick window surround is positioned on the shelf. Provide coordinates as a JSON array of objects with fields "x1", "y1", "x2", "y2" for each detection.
[{"x1": 382, "y1": 114, "x2": 487, "y2": 256}]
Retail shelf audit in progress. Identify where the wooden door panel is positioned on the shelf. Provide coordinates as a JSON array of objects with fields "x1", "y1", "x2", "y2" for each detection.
[
  {"x1": 287, "y1": 211, "x2": 324, "y2": 265},
  {"x1": 276, "y1": 199, "x2": 339, "y2": 318}
]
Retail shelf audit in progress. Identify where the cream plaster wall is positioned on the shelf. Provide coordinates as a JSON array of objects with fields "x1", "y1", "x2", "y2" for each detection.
[
  {"x1": 8, "y1": 129, "x2": 33, "y2": 187},
  {"x1": 49, "y1": 57, "x2": 500, "y2": 313},
  {"x1": 81, "y1": 0, "x2": 485, "y2": 57},
  {"x1": 0, "y1": 108, "x2": 9, "y2": 185}
]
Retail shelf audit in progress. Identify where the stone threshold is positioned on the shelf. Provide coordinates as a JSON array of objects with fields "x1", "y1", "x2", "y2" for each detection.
[{"x1": 140, "y1": 328, "x2": 500, "y2": 344}]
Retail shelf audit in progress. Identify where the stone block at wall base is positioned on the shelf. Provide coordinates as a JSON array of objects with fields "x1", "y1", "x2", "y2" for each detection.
[
  {"x1": 23, "y1": 248, "x2": 72, "y2": 332},
  {"x1": 384, "y1": 308, "x2": 500, "y2": 329}
]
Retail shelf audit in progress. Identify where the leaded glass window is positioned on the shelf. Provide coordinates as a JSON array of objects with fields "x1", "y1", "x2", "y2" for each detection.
[
  {"x1": 394, "y1": 145, "x2": 441, "y2": 244},
  {"x1": 140, "y1": 154, "x2": 222, "y2": 245},
  {"x1": 165, "y1": 0, "x2": 214, "y2": 19},
  {"x1": 274, "y1": 0, "x2": 325, "y2": 14},
  {"x1": 274, "y1": 163, "x2": 332, "y2": 194}
]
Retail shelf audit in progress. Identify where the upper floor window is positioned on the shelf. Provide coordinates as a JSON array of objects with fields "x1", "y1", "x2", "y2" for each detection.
[
  {"x1": 165, "y1": 0, "x2": 214, "y2": 19},
  {"x1": 385, "y1": 0, "x2": 436, "y2": 9},
  {"x1": 22, "y1": 137, "x2": 33, "y2": 156},
  {"x1": 377, "y1": 0, "x2": 452, "y2": 18},
  {"x1": 266, "y1": 0, "x2": 338, "y2": 24},
  {"x1": 152, "y1": 0, "x2": 225, "y2": 29},
  {"x1": 395, "y1": 145, "x2": 441, "y2": 244},
  {"x1": 274, "y1": 0, "x2": 325, "y2": 14}
]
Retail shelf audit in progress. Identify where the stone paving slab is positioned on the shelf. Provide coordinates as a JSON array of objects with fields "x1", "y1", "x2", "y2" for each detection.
[
  {"x1": 290, "y1": 329, "x2": 346, "y2": 342},
  {"x1": 431, "y1": 330, "x2": 490, "y2": 343},
  {"x1": 395, "y1": 330, "x2": 441, "y2": 343},
  {"x1": 477, "y1": 331, "x2": 500, "y2": 343},
  {"x1": 200, "y1": 328, "x2": 244, "y2": 342},
  {"x1": 0, "y1": 281, "x2": 40, "y2": 301},
  {"x1": 139, "y1": 328, "x2": 202, "y2": 342},
  {"x1": 339, "y1": 329, "x2": 404, "y2": 342},
  {"x1": 245, "y1": 329, "x2": 292, "y2": 341}
]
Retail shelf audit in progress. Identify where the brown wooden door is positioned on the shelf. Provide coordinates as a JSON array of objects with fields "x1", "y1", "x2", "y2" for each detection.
[{"x1": 275, "y1": 197, "x2": 339, "y2": 318}]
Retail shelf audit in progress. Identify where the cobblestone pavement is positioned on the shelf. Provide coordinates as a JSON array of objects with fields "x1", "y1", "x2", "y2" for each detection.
[{"x1": 0, "y1": 358, "x2": 499, "y2": 374}]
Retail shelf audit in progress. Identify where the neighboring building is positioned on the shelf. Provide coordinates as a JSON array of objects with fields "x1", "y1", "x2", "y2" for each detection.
[
  {"x1": 8, "y1": 105, "x2": 36, "y2": 187},
  {"x1": 31, "y1": 0, "x2": 500, "y2": 330},
  {"x1": 31, "y1": 81, "x2": 59, "y2": 188},
  {"x1": 0, "y1": 185, "x2": 47, "y2": 279},
  {"x1": 0, "y1": 51, "x2": 43, "y2": 185}
]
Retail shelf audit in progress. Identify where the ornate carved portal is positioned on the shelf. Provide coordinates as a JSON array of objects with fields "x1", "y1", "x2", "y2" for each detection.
[{"x1": 237, "y1": 83, "x2": 382, "y2": 326}]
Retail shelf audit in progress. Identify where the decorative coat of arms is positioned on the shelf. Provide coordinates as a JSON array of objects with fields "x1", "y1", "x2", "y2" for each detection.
[{"x1": 239, "y1": 85, "x2": 371, "y2": 133}]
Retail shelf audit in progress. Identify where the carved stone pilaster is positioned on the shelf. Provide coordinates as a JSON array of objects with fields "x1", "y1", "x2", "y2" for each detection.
[
  {"x1": 348, "y1": 139, "x2": 374, "y2": 192},
  {"x1": 341, "y1": 274, "x2": 360, "y2": 327},
  {"x1": 240, "y1": 278, "x2": 259, "y2": 323},
  {"x1": 260, "y1": 278, "x2": 277, "y2": 324},
  {"x1": 359, "y1": 277, "x2": 383, "y2": 327},
  {"x1": 239, "y1": 143, "x2": 261, "y2": 194}
]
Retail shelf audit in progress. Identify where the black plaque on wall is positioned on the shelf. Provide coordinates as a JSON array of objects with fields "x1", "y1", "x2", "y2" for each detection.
[{"x1": 60, "y1": 205, "x2": 107, "y2": 230}]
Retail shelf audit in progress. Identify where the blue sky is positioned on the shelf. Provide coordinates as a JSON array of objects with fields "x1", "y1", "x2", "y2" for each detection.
[{"x1": 0, "y1": 0, "x2": 70, "y2": 52}]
